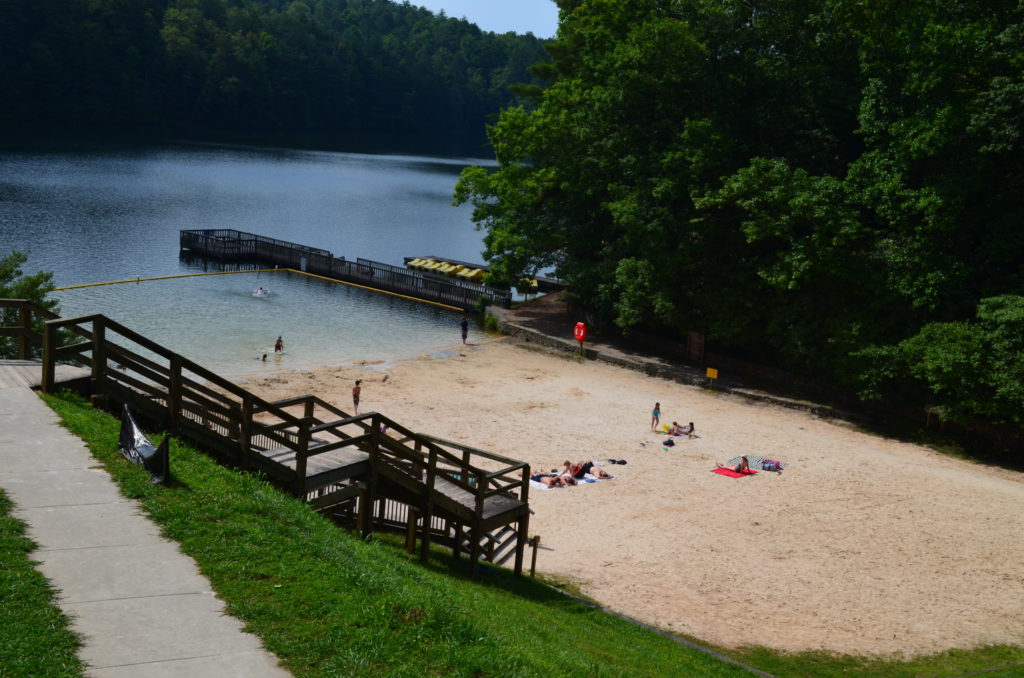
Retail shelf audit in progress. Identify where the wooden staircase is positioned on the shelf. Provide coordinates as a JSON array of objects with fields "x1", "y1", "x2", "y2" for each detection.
[{"x1": 1, "y1": 298, "x2": 535, "y2": 576}]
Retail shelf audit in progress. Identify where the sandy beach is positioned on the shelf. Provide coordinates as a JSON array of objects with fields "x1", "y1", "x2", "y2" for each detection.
[{"x1": 234, "y1": 335, "x2": 1024, "y2": 657}]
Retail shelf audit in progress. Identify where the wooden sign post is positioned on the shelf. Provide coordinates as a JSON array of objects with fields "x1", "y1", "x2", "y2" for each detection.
[{"x1": 705, "y1": 366, "x2": 718, "y2": 388}]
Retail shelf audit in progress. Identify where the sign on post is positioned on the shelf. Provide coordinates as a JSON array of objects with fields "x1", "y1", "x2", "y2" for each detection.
[{"x1": 705, "y1": 367, "x2": 718, "y2": 388}]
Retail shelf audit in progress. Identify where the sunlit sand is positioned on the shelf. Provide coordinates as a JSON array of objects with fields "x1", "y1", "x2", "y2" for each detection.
[{"x1": 234, "y1": 336, "x2": 1024, "y2": 657}]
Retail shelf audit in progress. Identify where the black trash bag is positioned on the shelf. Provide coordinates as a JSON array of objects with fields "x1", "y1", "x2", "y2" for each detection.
[{"x1": 118, "y1": 405, "x2": 169, "y2": 484}]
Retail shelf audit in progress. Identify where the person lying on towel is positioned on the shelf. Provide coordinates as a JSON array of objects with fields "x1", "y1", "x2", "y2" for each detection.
[
  {"x1": 561, "y1": 460, "x2": 614, "y2": 480},
  {"x1": 531, "y1": 472, "x2": 575, "y2": 487},
  {"x1": 716, "y1": 455, "x2": 750, "y2": 474}
]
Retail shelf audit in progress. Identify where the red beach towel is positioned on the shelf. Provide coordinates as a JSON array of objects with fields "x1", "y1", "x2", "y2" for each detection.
[{"x1": 710, "y1": 467, "x2": 758, "y2": 478}]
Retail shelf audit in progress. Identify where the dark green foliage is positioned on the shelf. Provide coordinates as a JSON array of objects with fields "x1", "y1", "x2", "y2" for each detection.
[
  {"x1": 0, "y1": 251, "x2": 59, "y2": 359},
  {"x1": 0, "y1": 0, "x2": 550, "y2": 154},
  {"x1": 859, "y1": 296, "x2": 1024, "y2": 427},
  {"x1": 456, "y1": 0, "x2": 1024, "y2": 432}
]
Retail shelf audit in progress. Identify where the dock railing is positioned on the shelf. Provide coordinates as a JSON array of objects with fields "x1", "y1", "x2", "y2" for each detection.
[{"x1": 180, "y1": 229, "x2": 512, "y2": 310}]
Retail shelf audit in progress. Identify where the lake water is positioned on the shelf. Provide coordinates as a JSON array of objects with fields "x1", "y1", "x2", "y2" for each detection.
[{"x1": 0, "y1": 141, "x2": 494, "y2": 375}]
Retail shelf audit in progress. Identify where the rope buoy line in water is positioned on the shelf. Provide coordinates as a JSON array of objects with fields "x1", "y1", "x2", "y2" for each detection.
[
  {"x1": 52, "y1": 269, "x2": 282, "y2": 290},
  {"x1": 52, "y1": 267, "x2": 463, "y2": 312}
]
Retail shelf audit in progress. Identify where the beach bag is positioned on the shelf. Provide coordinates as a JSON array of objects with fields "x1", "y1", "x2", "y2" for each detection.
[
  {"x1": 664, "y1": 438, "x2": 675, "y2": 447},
  {"x1": 761, "y1": 460, "x2": 780, "y2": 472}
]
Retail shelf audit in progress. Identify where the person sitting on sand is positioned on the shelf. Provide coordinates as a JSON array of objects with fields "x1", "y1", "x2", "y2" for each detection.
[
  {"x1": 561, "y1": 460, "x2": 614, "y2": 480},
  {"x1": 717, "y1": 455, "x2": 750, "y2": 473},
  {"x1": 669, "y1": 421, "x2": 696, "y2": 438}
]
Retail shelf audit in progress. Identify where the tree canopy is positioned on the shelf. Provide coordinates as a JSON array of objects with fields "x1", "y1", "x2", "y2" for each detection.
[
  {"x1": 0, "y1": 251, "x2": 58, "y2": 360},
  {"x1": 455, "y1": 0, "x2": 1024, "y2": 428},
  {"x1": 0, "y1": 0, "x2": 550, "y2": 153}
]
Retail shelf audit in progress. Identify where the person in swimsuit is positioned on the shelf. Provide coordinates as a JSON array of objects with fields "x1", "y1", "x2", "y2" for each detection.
[
  {"x1": 651, "y1": 402, "x2": 661, "y2": 431},
  {"x1": 531, "y1": 472, "x2": 571, "y2": 487},
  {"x1": 716, "y1": 455, "x2": 750, "y2": 473},
  {"x1": 274, "y1": 336, "x2": 284, "y2": 353},
  {"x1": 561, "y1": 460, "x2": 614, "y2": 480},
  {"x1": 352, "y1": 379, "x2": 362, "y2": 414}
]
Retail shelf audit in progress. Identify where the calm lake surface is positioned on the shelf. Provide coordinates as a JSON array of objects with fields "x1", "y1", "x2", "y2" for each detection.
[{"x1": 0, "y1": 141, "x2": 494, "y2": 375}]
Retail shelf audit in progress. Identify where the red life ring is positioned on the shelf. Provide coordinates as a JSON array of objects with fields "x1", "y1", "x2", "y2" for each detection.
[{"x1": 574, "y1": 322, "x2": 587, "y2": 342}]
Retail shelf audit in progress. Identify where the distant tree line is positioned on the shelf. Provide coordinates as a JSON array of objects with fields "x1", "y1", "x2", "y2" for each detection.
[
  {"x1": 456, "y1": 0, "x2": 1024, "y2": 441},
  {"x1": 0, "y1": 0, "x2": 550, "y2": 153}
]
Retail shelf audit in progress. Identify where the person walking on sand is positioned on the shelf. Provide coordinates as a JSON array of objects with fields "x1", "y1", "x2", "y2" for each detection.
[
  {"x1": 460, "y1": 317, "x2": 469, "y2": 344},
  {"x1": 651, "y1": 402, "x2": 661, "y2": 431},
  {"x1": 352, "y1": 380, "x2": 362, "y2": 414}
]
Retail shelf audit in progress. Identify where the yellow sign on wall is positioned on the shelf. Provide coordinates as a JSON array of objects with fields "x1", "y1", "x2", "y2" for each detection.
[{"x1": 706, "y1": 367, "x2": 718, "y2": 380}]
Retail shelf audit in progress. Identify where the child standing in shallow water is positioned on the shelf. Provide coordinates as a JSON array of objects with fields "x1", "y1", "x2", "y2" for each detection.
[{"x1": 651, "y1": 402, "x2": 661, "y2": 431}]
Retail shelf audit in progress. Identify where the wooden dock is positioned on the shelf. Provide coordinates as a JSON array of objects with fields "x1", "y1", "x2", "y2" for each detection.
[
  {"x1": 1, "y1": 298, "x2": 535, "y2": 576},
  {"x1": 180, "y1": 229, "x2": 512, "y2": 311}
]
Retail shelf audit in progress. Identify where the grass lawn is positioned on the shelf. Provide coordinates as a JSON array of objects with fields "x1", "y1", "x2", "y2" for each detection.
[
  {"x1": 0, "y1": 489, "x2": 84, "y2": 677},
  {"x1": 25, "y1": 390, "x2": 1024, "y2": 678}
]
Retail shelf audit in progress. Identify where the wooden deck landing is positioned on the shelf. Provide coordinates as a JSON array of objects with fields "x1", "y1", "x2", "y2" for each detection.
[
  {"x1": 257, "y1": 446, "x2": 371, "y2": 490},
  {"x1": 0, "y1": 360, "x2": 90, "y2": 389},
  {"x1": 376, "y1": 463, "x2": 528, "y2": 529}
]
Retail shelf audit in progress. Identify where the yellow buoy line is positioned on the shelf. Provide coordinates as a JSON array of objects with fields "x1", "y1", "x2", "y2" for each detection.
[
  {"x1": 52, "y1": 267, "x2": 463, "y2": 312},
  {"x1": 52, "y1": 269, "x2": 281, "y2": 290}
]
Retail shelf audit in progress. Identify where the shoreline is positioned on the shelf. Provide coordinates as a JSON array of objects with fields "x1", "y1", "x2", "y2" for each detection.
[{"x1": 233, "y1": 335, "x2": 1024, "y2": 657}]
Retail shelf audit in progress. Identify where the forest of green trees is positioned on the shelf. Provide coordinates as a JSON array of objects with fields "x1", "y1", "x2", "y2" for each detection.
[
  {"x1": 0, "y1": 0, "x2": 549, "y2": 153},
  {"x1": 456, "y1": 0, "x2": 1024, "y2": 438}
]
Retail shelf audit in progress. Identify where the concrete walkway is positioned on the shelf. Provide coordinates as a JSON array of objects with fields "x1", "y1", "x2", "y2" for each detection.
[{"x1": 0, "y1": 364, "x2": 289, "y2": 677}]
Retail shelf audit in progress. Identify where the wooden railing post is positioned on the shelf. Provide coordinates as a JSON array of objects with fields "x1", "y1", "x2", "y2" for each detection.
[
  {"x1": 468, "y1": 469, "x2": 486, "y2": 577},
  {"x1": 359, "y1": 417, "x2": 381, "y2": 539},
  {"x1": 40, "y1": 319, "x2": 58, "y2": 393},
  {"x1": 167, "y1": 356, "x2": 182, "y2": 432},
  {"x1": 239, "y1": 396, "x2": 253, "y2": 467},
  {"x1": 17, "y1": 305, "x2": 31, "y2": 359},
  {"x1": 406, "y1": 510, "x2": 419, "y2": 554},
  {"x1": 293, "y1": 419, "x2": 310, "y2": 497},
  {"x1": 420, "y1": 445, "x2": 437, "y2": 563},
  {"x1": 91, "y1": 316, "x2": 106, "y2": 389},
  {"x1": 514, "y1": 513, "x2": 530, "y2": 576}
]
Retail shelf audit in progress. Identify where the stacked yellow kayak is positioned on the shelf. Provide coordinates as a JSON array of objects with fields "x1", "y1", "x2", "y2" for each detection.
[{"x1": 407, "y1": 258, "x2": 486, "y2": 282}]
